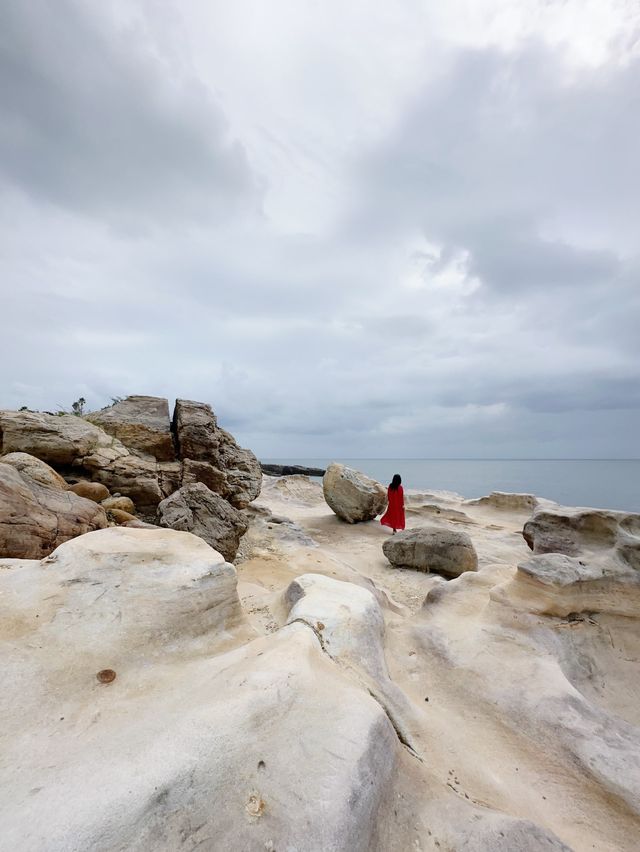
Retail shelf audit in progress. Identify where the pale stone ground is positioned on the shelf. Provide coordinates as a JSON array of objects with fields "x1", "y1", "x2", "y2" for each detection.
[
  {"x1": 1, "y1": 474, "x2": 638, "y2": 851},
  {"x1": 238, "y1": 476, "x2": 640, "y2": 852}
]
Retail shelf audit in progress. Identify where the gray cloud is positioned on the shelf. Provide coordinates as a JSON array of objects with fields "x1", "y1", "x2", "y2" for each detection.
[
  {"x1": 0, "y1": 7, "x2": 639, "y2": 459},
  {"x1": 0, "y1": 1, "x2": 259, "y2": 225}
]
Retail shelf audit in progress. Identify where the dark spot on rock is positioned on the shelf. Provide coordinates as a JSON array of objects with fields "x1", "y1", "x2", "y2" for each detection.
[
  {"x1": 97, "y1": 669, "x2": 116, "y2": 684},
  {"x1": 258, "y1": 760, "x2": 266, "y2": 771},
  {"x1": 424, "y1": 697, "x2": 429, "y2": 702}
]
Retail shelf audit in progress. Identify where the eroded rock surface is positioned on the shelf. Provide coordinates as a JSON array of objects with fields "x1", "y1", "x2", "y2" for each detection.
[
  {"x1": 383, "y1": 526, "x2": 478, "y2": 577},
  {"x1": 87, "y1": 395, "x2": 176, "y2": 461},
  {"x1": 0, "y1": 462, "x2": 107, "y2": 558},
  {"x1": 157, "y1": 482, "x2": 249, "y2": 561},
  {"x1": 0, "y1": 451, "x2": 68, "y2": 490},
  {"x1": 323, "y1": 462, "x2": 387, "y2": 523}
]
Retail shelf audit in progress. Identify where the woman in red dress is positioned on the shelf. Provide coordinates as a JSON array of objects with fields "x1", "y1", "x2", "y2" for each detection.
[{"x1": 380, "y1": 474, "x2": 405, "y2": 533}]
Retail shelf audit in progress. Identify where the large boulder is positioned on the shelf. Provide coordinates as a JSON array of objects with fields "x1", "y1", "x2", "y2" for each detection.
[
  {"x1": 0, "y1": 409, "x2": 111, "y2": 466},
  {"x1": 157, "y1": 483, "x2": 249, "y2": 561},
  {"x1": 0, "y1": 462, "x2": 107, "y2": 559},
  {"x1": 322, "y1": 463, "x2": 387, "y2": 523},
  {"x1": 181, "y1": 458, "x2": 229, "y2": 497},
  {"x1": 87, "y1": 396, "x2": 176, "y2": 462},
  {"x1": 383, "y1": 526, "x2": 478, "y2": 577},
  {"x1": 0, "y1": 452, "x2": 68, "y2": 490},
  {"x1": 173, "y1": 399, "x2": 261, "y2": 507}
]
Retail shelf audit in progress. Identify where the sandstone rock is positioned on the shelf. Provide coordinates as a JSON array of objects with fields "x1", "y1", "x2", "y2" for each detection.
[
  {"x1": 383, "y1": 526, "x2": 478, "y2": 577},
  {"x1": 0, "y1": 409, "x2": 112, "y2": 466},
  {"x1": 0, "y1": 409, "x2": 162, "y2": 512},
  {"x1": 101, "y1": 495, "x2": 136, "y2": 514},
  {"x1": 157, "y1": 483, "x2": 249, "y2": 561},
  {"x1": 466, "y1": 491, "x2": 538, "y2": 512},
  {"x1": 216, "y1": 429, "x2": 262, "y2": 507},
  {"x1": 0, "y1": 463, "x2": 107, "y2": 558},
  {"x1": 322, "y1": 463, "x2": 387, "y2": 523},
  {"x1": 107, "y1": 508, "x2": 137, "y2": 525},
  {"x1": 495, "y1": 552, "x2": 640, "y2": 618},
  {"x1": 181, "y1": 458, "x2": 229, "y2": 496},
  {"x1": 87, "y1": 396, "x2": 176, "y2": 461},
  {"x1": 172, "y1": 400, "x2": 261, "y2": 508},
  {"x1": 69, "y1": 481, "x2": 110, "y2": 503},
  {"x1": 0, "y1": 452, "x2": 68, "y2": 490},
  {"x1": 172, "y1": 398, "x2": 220, "y2": 460},
  {"x1": 82, "y1": 446, "x2": 161, "y2": 513},
  {"x1": 523, "y1": 504, "x2": 639, "y2": 557},
  {"x1": 157, "y1": 460, "x2": 182, "y2": 498}
]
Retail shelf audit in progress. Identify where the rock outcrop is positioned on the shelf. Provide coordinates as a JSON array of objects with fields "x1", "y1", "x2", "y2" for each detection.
[
  {"x1": 0, "y1": 462, "x2": 107, "y2": 558},
  {"x1": 173, "y1": 400, "x2": 261, "y2": 507},
  {"x1": 491, "y1": 503, "x2": 640, "y2": 618},
  {"x1": 323, "y1": 463, "x2": 387, "y2": 523},
  {"x1": 383, "y1": 526, "x2": 478, "y2": 577},
  {"x1": 523, "y1": 504, "x2": 639, "y2": 559},
  {"x1": 87, "y1": 395, "x2": 176, "y2": 461},
  {"x1": 0, "y1": 452, "x2": 68, "y2": 490},
  {"x1": 0, "y1": 409, "x2": 162, "y2": 511},
  {"x1": 157, "y1": 483, "x2": 249, "y2": 561},
  {"x1": 0, "y1": 397, "x2": 262, "y2": 523},
  {"x1": 262, "y1": 463, "x2": 326, "y2": 477},
  {"x1": 466, "y1": 491, "x2": 538, "y2": 512}
]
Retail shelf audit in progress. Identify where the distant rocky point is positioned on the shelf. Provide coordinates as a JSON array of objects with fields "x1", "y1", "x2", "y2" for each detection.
[{"x1": 261, "y1": 463, "x2": 326, "y2": 477}]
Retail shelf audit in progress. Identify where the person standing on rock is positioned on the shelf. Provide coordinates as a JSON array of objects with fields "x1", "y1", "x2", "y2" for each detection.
[{"x1": 380, "y1": 474, "x2": 405, "y2": 533}]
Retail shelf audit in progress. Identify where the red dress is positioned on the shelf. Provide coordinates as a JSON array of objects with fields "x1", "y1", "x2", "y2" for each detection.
[{"x1": 380, "y1": 485, "x2": 405, "y2": 531}]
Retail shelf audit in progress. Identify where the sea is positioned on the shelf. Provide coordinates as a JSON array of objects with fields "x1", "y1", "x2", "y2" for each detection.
[{"x1": 262, "y1": 458, "x2": 640, "y2": 513}]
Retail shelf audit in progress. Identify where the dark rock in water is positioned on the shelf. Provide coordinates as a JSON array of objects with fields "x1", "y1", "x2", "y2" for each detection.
[{"x1": 261, "y1": 464, "x2": 326, "y2": 477}]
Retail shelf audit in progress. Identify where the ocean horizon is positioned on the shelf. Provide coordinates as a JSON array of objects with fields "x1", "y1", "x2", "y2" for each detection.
[{"x1": 262, "y1": 458, "x2": 640, "y2": 513}]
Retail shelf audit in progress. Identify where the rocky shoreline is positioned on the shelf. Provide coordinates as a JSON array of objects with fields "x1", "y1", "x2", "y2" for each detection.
[{"x1": 1, "y1": 409, "x2": 639, "y2": 851}]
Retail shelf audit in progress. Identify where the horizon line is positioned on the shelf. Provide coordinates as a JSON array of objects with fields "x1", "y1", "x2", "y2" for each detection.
[{"x1": 260, "y1": 457, "x2": 640, "y2": 462}]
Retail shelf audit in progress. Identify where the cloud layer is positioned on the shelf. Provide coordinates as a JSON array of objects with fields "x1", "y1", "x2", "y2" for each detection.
[{"x1": 1, "y1": 0, "x2": 638, "y2": 457}]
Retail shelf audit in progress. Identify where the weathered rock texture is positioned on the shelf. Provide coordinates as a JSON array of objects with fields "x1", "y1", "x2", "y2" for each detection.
[
  {"x1": 383, "y1": 526, "x2": 478, "y2": 577},
  {"x1": 323, "y1": 462, "x2": 387, "y2": 523},
  {"x1": 0, "y1": 462, "x2": 107, "y2": 558},
  {"x1": 68, "y1": 481, "x2": 110, "y2": 503},
  {"x1": 0, "y1": 452, "x2": 68, "y2": 490},
  {"x1": 491, "y1": 503, "x2": 640, "y2": 618},
  {"x1": 523, "y1": 504, "x2": 639, "y2": 559},
  {"x1": 87, "y1": 395, "x2": 176, "y2": 461},
  {"x1": 467, "y1": 491, "x2": 538, "y2": 512},
  {"x1": 157, "y1": 483, "x2": 249, "y2": 561},
  {"x1": 173, "y1": 400, "x2": 261, "y2": 507},
  {"x1": 0, "y1": 397, "x2": 261, "y2": 525}
]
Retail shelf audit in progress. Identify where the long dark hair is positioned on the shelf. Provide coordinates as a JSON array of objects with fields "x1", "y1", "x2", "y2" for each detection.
[{"x1": 389, "y1": 474, "x2": 402, "y2": 491}]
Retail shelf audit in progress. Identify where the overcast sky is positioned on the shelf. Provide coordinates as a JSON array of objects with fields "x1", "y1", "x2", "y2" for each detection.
[{"x1": 1, "y1": 0, "x2": 639, "y2": 458}]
